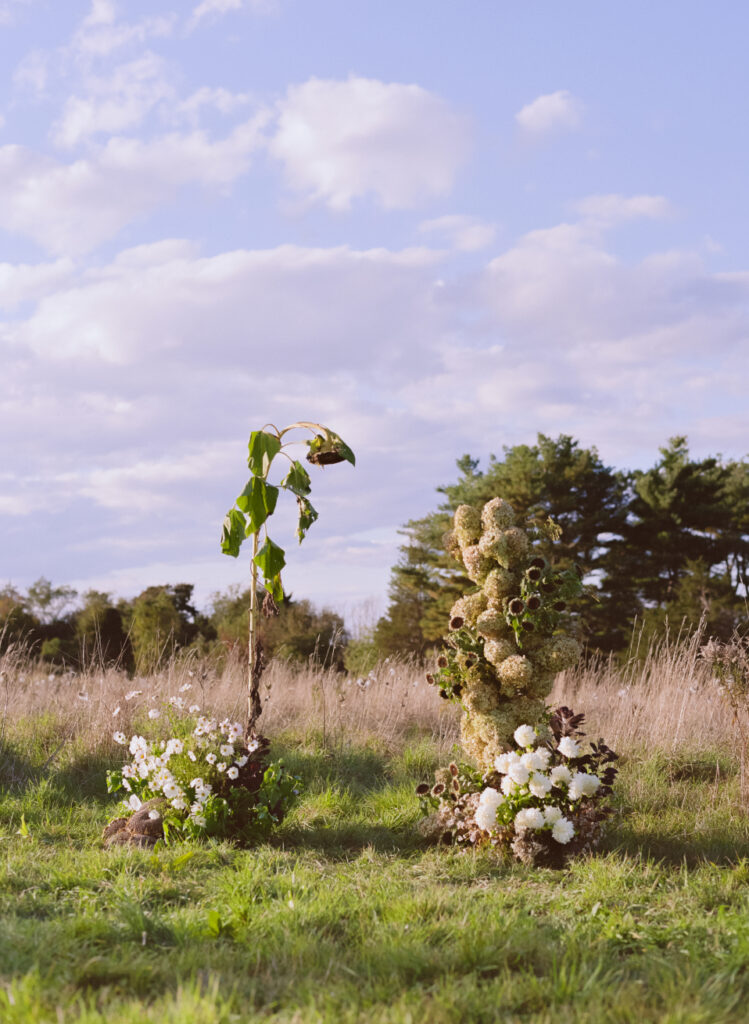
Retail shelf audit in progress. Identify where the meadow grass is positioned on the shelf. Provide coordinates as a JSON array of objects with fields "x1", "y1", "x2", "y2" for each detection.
[{"x1": 1, "y1": 635, "x2": 749, "y2": 1023}]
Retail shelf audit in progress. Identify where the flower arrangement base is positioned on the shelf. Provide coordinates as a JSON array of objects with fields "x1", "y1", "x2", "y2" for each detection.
[{"x1": 102, "y1": 797, "x2": 168, "y2": 849}]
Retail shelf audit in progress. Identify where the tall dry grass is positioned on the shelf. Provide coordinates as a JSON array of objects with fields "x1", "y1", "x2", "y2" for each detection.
[{"x1": 0, "y1": 622, "x2": 745, "y2": 767}]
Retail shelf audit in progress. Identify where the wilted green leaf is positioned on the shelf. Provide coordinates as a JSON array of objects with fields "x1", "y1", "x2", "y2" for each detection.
[
  {"x1": 247, "y1": 431, "x2": 282, "y2": 476},
  {"x1": 253, "y1": 538, "x2": 286, "y2": 601},
  {"x1": 236, "y1": 477, "x2": 279, "y2": 533},
  {"x1": 221, "y1": 508, "x2": 247, "y2": 557},
  {"x1": 296, "y1": 496, "x2": 318, "y2": 543},
  {"x1": 281, "y1": 460, "x2": 312, "y2": 497}
]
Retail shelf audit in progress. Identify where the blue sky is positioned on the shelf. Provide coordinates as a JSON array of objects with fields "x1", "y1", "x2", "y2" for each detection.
[{"x1": 1, "y1": 0, "x2": 747, "y2": 623}]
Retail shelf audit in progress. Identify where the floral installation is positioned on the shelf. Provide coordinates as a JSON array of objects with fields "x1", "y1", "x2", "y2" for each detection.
[
  {"x1": 106, "y1": 699, "x2": 300, "y2": 845},
  {"x1": 428, "y1": 497, "x2": 588, "y2": 770},
  {"x1": 418, "y1": 706, "x2": 618, "y2": 867}
]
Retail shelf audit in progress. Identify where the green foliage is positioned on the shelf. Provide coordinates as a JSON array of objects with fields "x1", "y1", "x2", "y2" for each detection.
[{"x1": 126, "y1": 584, "x2": 203, "y2": 674}]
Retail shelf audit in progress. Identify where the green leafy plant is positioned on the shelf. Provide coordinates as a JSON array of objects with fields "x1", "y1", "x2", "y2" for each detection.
[{"x1": 220, "y1": 423, "x2": 355, "y2": 734}]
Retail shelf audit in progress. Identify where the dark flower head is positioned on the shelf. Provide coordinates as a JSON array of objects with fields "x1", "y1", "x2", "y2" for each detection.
[
  {"x1": 521, "y1": 620, "x2": 535, "y2": 632},
  {"x1": 449, "y1": 615, "x2": 464, "y2": 630},
  {"x1": 416, "y1": 783, "x2": 430, "y2": 795},
  {"x1": 508, "y1": 598, "x2": 525, "y2": 616},
  {"x1": 526, "y1": 566, "x2": 542, "y2": 582},
  {"x1": 530, "y1": 557, "x2": 547, "y2": 569},
  {"x1": 554, "y1": 601, "x2": 567, "y2": 612},
  {"x1": 437, "y1": 655, "x2": 448, "y2": 668},
  {"x1": 540, "y1": 581, "x2": 556, "y2": 594},
  {"x1": 526, "y1": 595, "x2": 541, "y2": 611},
  {"x1": 426, "y1": 673, "x2": 435, "y2": 685},
  {"x1": 431, "y1": 782, "x2": 446, "y2": 796},
  {"x1": 449, "y1": 762, "x2": 459, "y2": 776}
]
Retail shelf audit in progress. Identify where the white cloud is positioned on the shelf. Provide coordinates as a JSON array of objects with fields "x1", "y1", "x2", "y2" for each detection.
[
  {"x1": 269, "y1": 76, "x2": 471, "y2": 210},
  {"x1": 419, "y1": 215, "x2": 496, "y2": 252},
  {"x1": 175, "y1": 86, "x2": 253, "y2": 124},
  {"x1": 515, "y1": 90, "x2": 582, "y2": 135},
  {"x1": 187, "y1": 0, "x2": 276, "y2": 31},
  {"x1": 0, "y1": 0, "x2": 33, "y2": 26},
  {"x1": 0, "y1": 258, "x2": 74, "y2": 310},
  {"x1": 52, "y1": 53, "x2": 175, "y2": 147},
  {"x1": 0, "y1": 117, "x2": 266, "y2": 254},
  {"x1": 71, "y1": 1, "x2": 175, "y2": 59},
  {"x1": 573, "y1": 193, "x2": 673, "y2": 227},
  {"x1": 13, "y1": 49, "x2": 49, "y2": 95}
]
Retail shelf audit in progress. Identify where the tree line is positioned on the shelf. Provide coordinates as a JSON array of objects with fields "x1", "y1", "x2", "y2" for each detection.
[
  {"x1": 372, "y1": 435, "x2": 749, "y2": 656},
  {"x1": 0, "y1": 580, "x2": 346, "y2": 674}
]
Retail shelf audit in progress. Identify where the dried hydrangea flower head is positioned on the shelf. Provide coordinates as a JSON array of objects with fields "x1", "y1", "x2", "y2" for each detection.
[{"x1": 438, "y1": 497, "x2": 583, "y2": 770}]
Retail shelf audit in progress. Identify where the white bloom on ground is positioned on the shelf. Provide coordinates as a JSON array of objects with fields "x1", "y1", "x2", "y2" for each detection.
[
  {"x1": 550, "y1": 765, "x2": 572, "y2": 786},
  {"x1": 475, "y1": 787, "x2": 503, "y2": 832},
  {"x1": 220, "y1": 744, "x2": 234, "y2": 757},
  {"x1": 166, "y1": 739, "x2": 184, "y2": 756},
  {"x1": 528, "y1": 772, "x2": 552, "y2": 798},
  {"x1": 189, "y1": 704, "x2": 201, "y2": 714},
  {"x1": 112, "y1": 706, "x2": 121, "y2": 717},
  {"x1": 514, "y1": 724, "x2": 537, "y2": 748},
  {"x1": 148, "y1": 709, "x2": 161, "y2": 720},
  {"x1": 500, "y1": 775, "x2": 517, "y2": 796},
  {"x1": 515, "y1": 807, "x2": 544, "y2": 830},
  {"x1": 187, "y1": 750, "x2": 197, "y2": 762},
  {"x1": 508, "y1": 761, "x2": 530, "y2": 785},
  {"x1": 557, "y1": 736, "x2": 581, "y2": 758},
  {"x1": 544, "y1": 805, "x2": 563, "y2": 824},
  {"x1": 129, "y1": 735, "x2": 147, "y2": 756},
  {"x1": 206, "y1": 752, "x2": 217, "y2": 765},
  {"x1": 179, "y1": 683, "x2": 192, "y2": 692},
  {"x1": 227, "y1": 766, "x2": 239, "y2": 780},
  {"x1": 494, "y1": 751, "x2": 518, "y2": 774},
  {"x1": 217, "y1": 762, "x2": 227, "y2": 773},
  {"x1": 552, "y1": 817, "x2": 575, "y2": 844},
  {"x1": 113, "y1": 731, "x2": 127, "y2": 745},
  {"x1": 125, "y1": 690, "x2": 142, "y2": 701},
  {"x1": 128, "y1": 795, "x2": 142, "y2": 811},
  {"x1": 236, "y1": 755, "x2": 249, "y2": 767},
  {"x1": 148, "y1": 809, "x2": 161, "y2": 820}
]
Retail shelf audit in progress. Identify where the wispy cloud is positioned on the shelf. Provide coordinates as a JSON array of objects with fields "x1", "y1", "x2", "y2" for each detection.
[{"x1": 515, "y1": 89, "x2": 582, "y2": 135}]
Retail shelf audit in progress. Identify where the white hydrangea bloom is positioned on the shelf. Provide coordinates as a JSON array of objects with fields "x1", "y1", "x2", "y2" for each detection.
[
  {"x1": 552, "y1": 817, "x2": 575, "y2": 844},
  {"x1": 494, "y1": 751, "x2": 517, "y2": 774},
  {"x1": 528, "y1": 772, "x2": 552, "y2": 798},
  {"x1": 508, "y1": 761, "x2": 530, "y2": 785},
  {"x1": 557, "y1": 736, "x2": 581, "y2": 758},
  {"x1": 475, "y1": 787, "x2": 503, "y2": 832},
  {"x1": 567, "y1": 771, "x2": 593, "y2": 801},
  {"x1": 521, "y1": 750, "x2": 549, "y2": 771},
  {"x1": 543, "y1": 805, "x2": 563, "y2": 824},
  {"x1": 514, "y1": 724, "x2": 537, "y2": 748},
  {"x1": 550, "y1": 765, "x2": 572, "y2": 785},
  {"x1": 501, "y1": 775, "x2": 517, "y2": 796},
  {"x1": 532, "y1": 747, "x2": 551, "y2": 769},
  {"x1": 515, "y1": 807, "x2": 544, "y2": 830}
]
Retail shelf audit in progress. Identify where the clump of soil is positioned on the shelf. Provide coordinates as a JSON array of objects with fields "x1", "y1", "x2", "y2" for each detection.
[{"x1": 102, "y1": 798, "x2": 167, "y2": 848}]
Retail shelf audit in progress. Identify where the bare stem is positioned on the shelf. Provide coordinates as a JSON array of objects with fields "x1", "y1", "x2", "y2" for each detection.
[{"x1": 248, "y1": 532, "x2": 259, "y2": 730}]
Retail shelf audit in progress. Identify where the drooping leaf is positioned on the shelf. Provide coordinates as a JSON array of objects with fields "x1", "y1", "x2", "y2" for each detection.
[
  {"x1": 221, "y1": 508, "x2": 247, "y2": 557},
  {"x1": 281, "y1": 460, "x2": 312, "y2": 497},
  {"x1": 306, "y1": 431, "x2": 356, "y2": 467},
  {"x1": 247, "y1": 430, "x2": 282, "y2": 477},
  {"x1": 296, "y1": 496, "x2": 318, "y2": 543},
  {"x1": 253, "y1": 538, "x2": 286, "y2": 601},
  {"x1": 236, "y1": 477, "x2": 279, "y2": 534}
]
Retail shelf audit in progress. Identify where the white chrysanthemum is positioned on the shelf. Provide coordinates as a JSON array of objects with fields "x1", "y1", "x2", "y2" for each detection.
[
  {"x1": 557, "y1": 736, "x2": 581, "y2": 758},
  {"x1": 552, "y1": 817, "x2": 575, "y2": 844},
  {"x1": 206, "y1": 753, "x2": 217, "y2": 765},
  {"x1": 500, "y1": 775, "x2": 517, "y2": 796},
  {"x1": 475, "y1": 787, "x2": 503, "y2": 831},
  {"x1": 568, "y1": 771, "x2": 601, "y2": 800},
  {"x1": 163, "y1": 781, "x2": 181, "y2": 800},
  {"x1": 148, "y1": 708, "x2": 161, "y2": 720},
  {"x1": 528, "y1": 772, "x2": 552, "y2": 798},
  {"x1": 494, "y1": 751, "x2": 519, "y2": 774},
  {"x1": 128, "y1": 795, "x2": 142, "y2": 811},
  {"x1": 532, "y1": 747, "x2": 551, "y2": 769},
  {"x1": 113, "y1": 731, "x2": 127, "y2": 745},
  {"x1": 508, "y1": 761, "x2": 530, "y2": 785},
  {"x1": 220, "y1": 744, "x2": 234, "y2": 757},
  {"x1": 520, "y1": 750, "x2": 546, "y2": 771},
  {"x1": 227, "y1": 766, "x2": 239, "y2": 780},
  {"x1": 514, "y1": 724, "x2": 537, "y2": 748},
  {"x1": 550, "y1": 765, "x2": 572, "y2": 785},
  {"x1": 544, "y1": 805, "x2": 563, "y2": 824},
  {"x1": 129, "y1": 735, "x2": 147, "y2": 756},
  {"x1": 515, "y1": 807, "x2": 544, "y2": 830}
]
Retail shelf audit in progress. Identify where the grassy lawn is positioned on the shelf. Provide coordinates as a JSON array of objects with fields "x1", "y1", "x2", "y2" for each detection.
[{"x1": 1, "y1": 724, "x2": 749, "y2": 1024}]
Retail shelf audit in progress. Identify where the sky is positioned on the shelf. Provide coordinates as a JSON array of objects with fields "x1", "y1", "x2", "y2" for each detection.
[{"x1": 1, "y1": 0, "x2": 748, "y2": 624}]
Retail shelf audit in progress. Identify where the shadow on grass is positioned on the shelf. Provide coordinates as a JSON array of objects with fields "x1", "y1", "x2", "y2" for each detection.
[
  {"x1": 273, "y1": 821, "x2": 427, "y2": 857},
  {"x1": 604, "y1": 825, "x2": 749, "y2": 867}
]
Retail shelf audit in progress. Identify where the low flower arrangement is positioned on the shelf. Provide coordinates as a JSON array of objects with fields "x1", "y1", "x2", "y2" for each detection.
[
  {"x1": 106, "y1": 701, "x2": 300, "y2": 844},
  {"x1": 418, "y1": 706, "x2": 618, "y2": 867}
]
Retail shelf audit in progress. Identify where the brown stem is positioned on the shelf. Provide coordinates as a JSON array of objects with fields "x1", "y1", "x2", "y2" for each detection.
[{"x1": 247, "y1": 532, "x2": 263, "y2": 737}]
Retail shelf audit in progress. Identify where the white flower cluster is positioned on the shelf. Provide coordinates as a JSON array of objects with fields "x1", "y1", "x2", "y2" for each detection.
[
  {"x1": 474, "y1": 723, "x2": 601, "y2": 845},
  {"x1": 113, "y1": 712, "x2": 248, "y2": 830}
]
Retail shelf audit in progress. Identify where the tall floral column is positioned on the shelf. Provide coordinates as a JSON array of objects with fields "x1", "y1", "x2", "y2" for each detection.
[{"x1": 432, "y1": 498, "x2": 583, "y2": 771}]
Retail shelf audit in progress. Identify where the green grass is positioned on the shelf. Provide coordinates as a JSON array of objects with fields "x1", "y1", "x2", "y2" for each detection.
[{"x1": 1, "y1": 727, "x2": 749, "y2": 1023}]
